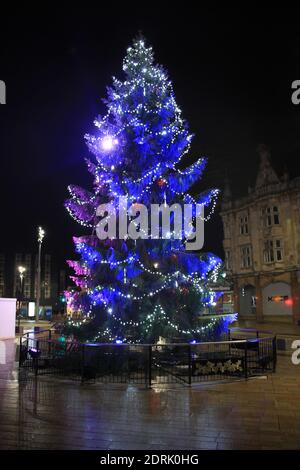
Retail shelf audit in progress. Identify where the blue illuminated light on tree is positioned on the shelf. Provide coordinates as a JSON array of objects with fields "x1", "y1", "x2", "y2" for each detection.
[{"x1": 65, "y1": 36, "x2": 227, "y2": 343}]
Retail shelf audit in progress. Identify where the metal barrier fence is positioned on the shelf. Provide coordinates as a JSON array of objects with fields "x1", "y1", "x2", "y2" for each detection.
[{"x1": 19, "y1": 329, "x2": 277, "y2": 386}]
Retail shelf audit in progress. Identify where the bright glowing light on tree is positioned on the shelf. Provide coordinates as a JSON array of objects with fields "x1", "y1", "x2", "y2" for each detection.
[{"x1": 101, "y1": 136, "x2": 118, "y2": 151}]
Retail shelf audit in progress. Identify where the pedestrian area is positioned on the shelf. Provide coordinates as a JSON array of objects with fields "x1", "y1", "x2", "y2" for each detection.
[{"x1": 0, "y1": 339, "x2": 300, "y2": 450}]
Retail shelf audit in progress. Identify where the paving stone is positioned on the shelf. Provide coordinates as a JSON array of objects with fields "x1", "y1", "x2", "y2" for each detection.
[{"x1": 1, "y1": 339, "x2": 300, "y2": 449}]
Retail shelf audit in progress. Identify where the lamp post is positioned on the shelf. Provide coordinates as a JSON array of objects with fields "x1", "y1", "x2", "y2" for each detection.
[
  {"x1": 36, "y1": 226, "x2": 45, "y2": 322},
  {"x1": 18, "y1": 265, "x2": 26, "y2": 296},
  {"x1": 17, "y1": 266, "x2": 26, "y2": 329}
]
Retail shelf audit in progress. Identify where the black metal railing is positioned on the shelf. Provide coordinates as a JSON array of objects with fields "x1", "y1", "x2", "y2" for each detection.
[{"x1": 19, "y1": 328, "x2": 277, "y2": 386}]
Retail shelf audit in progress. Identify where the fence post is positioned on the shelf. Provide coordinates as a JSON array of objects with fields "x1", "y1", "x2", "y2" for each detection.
[
  {"x1": 19, "y1": 336, "x2": 22, "y2": 366},
  {"x1": 34, "y1": 340, "x2": 39, "y2": 376},
  {"x1": 148, "y1": 345, "x2": 152, "y2": 388},
  {"x1": 188, "y1": 344, "x2": 192, "y2": 386},
  {"x1": 272, "y1": 336, "x2": 277, "y2": 372},
  {"x1": 244, "y1": 340, "x2": 248, "y2": 380}
]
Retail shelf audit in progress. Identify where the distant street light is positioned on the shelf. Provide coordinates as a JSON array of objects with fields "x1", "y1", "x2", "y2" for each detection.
[
  {"x1": 17, "y1": 265, "x2": 26, "y2": 330},
  {"x1": 36, "y1": 226, "x2": 45, "y2": 322},
  {"x1": 18, "y1": 265, "x2": 26, "y2": 296}
]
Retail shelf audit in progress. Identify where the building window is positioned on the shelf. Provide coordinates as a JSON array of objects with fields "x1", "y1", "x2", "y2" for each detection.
[
  {"x1": 241, "y1": 245, "x2": 252, "y2": 268},
  {"x1": 273, "y1": 206, "x2": 280, "y2": 225},
  {"x1": 262, "y1": 206, "x2": 280, "y2": 226},
  {"x1": 225, "y1": 250, "x2": 231, "y2": 270},
  {"x1": 223, "y1": 222, "x2": 230, "y2": 239},
  {"x1": 275, "y1": 239, "x2": 283, "y2": 261},
  {"x1": 264, "y1": 239, "x2": 283, "y2": 263},
  {"x1": 239, "y1": 215, "x2": 249, "y2": 235},
  {"x1": 264, "y1": 240, "x2": 274, "y2": 263}
]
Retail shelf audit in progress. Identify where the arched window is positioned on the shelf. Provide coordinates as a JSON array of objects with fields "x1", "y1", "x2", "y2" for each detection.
[{"x1": 239, "y1": 285, "x2": 256, "y2": 315}]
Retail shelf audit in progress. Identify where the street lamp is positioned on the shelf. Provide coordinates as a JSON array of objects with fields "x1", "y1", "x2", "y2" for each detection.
[
  {"x1": 36, "y1": 226, "x2": 45, "y2": 322},
  {"x1": 17, "y1": 266, "x2": 26, "y2": 329},
  {"x1": 18, "y1": 265, "x2": 26, "y2": 295}
]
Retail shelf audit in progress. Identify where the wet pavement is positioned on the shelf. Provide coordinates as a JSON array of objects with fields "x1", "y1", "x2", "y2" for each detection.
[{"x1": 0, "y1": 339, "x2": 300, "y2": 450}]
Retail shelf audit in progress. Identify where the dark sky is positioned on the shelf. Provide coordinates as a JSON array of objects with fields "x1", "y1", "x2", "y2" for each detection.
[{"x1": 0, "y1": 8, "x2": 300, "y2": 267}]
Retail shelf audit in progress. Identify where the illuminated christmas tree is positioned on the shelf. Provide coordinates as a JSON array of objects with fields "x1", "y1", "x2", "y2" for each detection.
[{"x1": 65, "y1": 37, "x2": 229, "y2": 343}]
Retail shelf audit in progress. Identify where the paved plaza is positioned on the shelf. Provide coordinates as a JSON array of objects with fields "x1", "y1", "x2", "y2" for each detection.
[{"x1": 0, "y1": 339, "x2": 300, "y2": 450}]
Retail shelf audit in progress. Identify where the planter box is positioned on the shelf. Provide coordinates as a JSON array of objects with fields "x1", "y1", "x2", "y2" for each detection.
[{"x1": 0, "y1": 298, "x2": 16, "y2": 339}]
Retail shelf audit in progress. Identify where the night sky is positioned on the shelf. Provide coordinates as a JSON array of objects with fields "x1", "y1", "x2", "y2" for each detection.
[{"x1": 0, "y1": 8, "x2": 300, "y2": 269}]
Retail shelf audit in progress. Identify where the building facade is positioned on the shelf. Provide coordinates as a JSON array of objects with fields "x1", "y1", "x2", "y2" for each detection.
[
  {"x1": 0, "y1": 252, "x2": 62, "y2": 317},
  {"x1": 220, "y1": 146, "x2": 300, "y2": 325}
]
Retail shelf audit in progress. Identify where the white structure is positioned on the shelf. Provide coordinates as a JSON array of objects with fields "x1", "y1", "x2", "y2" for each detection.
[{"x1": 0, "y1": 298, "x2": 16, "y2": 339}]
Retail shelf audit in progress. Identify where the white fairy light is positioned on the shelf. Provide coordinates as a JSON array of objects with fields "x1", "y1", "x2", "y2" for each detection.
[{"x1": 101, "y1": 136, "x2": 118, "y2": 151}]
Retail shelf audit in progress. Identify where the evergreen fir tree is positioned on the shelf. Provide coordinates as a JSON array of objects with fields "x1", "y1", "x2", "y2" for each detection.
[{"x1": 65, "y1": 37, "x2": 225, "y2": 343}]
